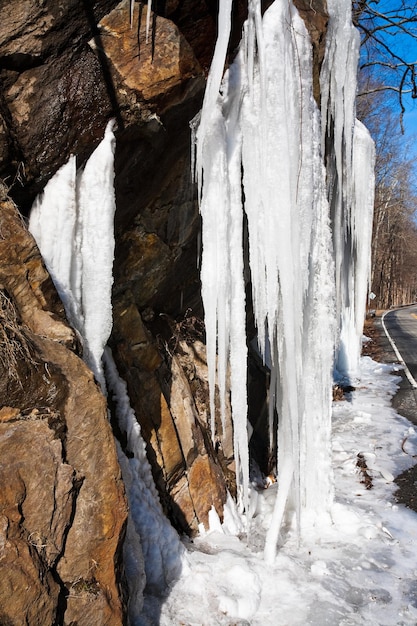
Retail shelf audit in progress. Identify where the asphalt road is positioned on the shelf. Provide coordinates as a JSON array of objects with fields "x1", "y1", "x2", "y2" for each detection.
[
  {"x1": 380, "y1": 305, "x2": 417, "y2": 510},
  {"x1": 382, "y1": 304, "x2": 417, "y2": 388},
  {"x1": 380, "y1": 305, "x2": 417, "y2": 425}
]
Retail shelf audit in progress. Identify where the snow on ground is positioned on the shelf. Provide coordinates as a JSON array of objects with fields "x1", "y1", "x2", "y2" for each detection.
[{"x1": 147, "y1": 357, "x2": 417, "y2": 625}]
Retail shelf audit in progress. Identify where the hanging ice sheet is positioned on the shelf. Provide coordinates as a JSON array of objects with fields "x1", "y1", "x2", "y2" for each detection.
[
  {"x1": 29, "y1": 121, "x2": 184, "y2": 619},
  {"x1": 196, "y1": 0, "x2": 338, "y2": 559}
]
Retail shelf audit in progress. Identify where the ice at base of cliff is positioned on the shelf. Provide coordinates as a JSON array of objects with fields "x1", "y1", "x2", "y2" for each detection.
[{"x1": 104, "y1": 348, "x2": 184, "y2": 606}]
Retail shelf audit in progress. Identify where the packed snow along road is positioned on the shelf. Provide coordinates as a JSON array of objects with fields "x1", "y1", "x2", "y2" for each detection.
[{"x1": 150, "y1": 357, "x2": 417, "y2": 626}]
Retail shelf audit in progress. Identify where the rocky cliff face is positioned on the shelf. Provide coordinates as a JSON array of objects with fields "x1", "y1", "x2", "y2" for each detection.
[
  {"x1": 0, "y1": 184, "x2": 127, "y2": 625},
  {"x1": 0, "y1": 0, "x2": 328, "y2": 622}
]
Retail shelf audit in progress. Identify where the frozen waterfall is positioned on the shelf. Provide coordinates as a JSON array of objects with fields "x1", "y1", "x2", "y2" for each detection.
[
  {"x1": 196, "y1": 0, "x2": 375, "y2": 560},
  {"x1": 28, "y1": 0, "x2": 375, "y2": 603}
]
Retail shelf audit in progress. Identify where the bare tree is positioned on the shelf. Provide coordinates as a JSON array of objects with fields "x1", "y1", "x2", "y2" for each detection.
[
  {"x1": 357, "y1": 70, "x2": 417, "y2": 309},
  {"x1": 370, "y1": 161, "x2": 417, "y2": 309},
  {"x1": 353, "y1": 1, "x2": 417, "y2": 127},
  {"x1": 354, "y1": 2, "x2": 417, "y2": 309}
]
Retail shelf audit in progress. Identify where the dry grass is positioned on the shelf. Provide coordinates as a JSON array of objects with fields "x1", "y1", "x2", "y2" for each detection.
[
  {"x1": 0, "y1": 290, "x2": 37, "y2": 384},
  {"x1": 362, "y1": 317, "x2": 383, "y2": 361}
]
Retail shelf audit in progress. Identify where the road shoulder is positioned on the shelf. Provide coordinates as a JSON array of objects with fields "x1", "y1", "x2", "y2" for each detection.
[{"x1": 363, "y1": 314, "x2": 417, "y2": 513}]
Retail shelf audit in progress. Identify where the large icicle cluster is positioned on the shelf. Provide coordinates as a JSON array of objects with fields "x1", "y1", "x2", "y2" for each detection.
[
  {"x1": 29, "y1": 121, "x2": 117, "y2": 390},
  {"x1": 196, "y1": 0, "x2": 375, "y2": 559}
]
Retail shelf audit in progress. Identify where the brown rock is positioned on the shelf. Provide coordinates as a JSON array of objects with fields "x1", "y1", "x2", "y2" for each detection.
[
  {"x1": 111, "y1": 304, "x2": 233, "y2": 535},
  {"x1": 38, "y1": 336, "x2": 128, "y2": 626},
  {"x1": 112, "y1": 300, "x2": 186, "y2": 499},
  {"x1": 0, "y1": 194, "x2": 128, "y2": 625},
  {"x1": 0, "y1": 520, "x2": 60, "y2": 626},
  {"x1": 0, "y1": 1, "x2": 53, "y2": 59},
  {"x1": 0, "y1": 1, "x2": 118, "y2": 63},
  {"x1": 0, "y1": 406, "x2": 20, "y2": 422},
  {"x1": 169, "y1": 475, "x2": 198, "y2": 531},
  {"x1": 188, "y1": 455, "x2": 227, "y2": 530},
  {"x1": 0, "y1": 0, "x2": 208, "y2": 207},
  {"x1": 166, "y1": 0, "x2": 216, "y2": 72},
  {"x1": 96, "y1": 0, "x2": 203, "y2": 110},
  {"x1": 0, "y1": 113, "x2": 9, "y2": 165},
  {"x1": 0, "y1": 1, "x2": 122, "y2": 203},
  {"x1": 115, "y1": 228, "x2": 174, "y2": 310},
  {"x1": 0, "y1": 185, "x2": 76, "y2": 346},
  {"x1": 0, "y1": 419, "x2": 74, "y2": 625},
  {"x1": 115, "y1": 300, "x2": 161, "y2": 373},
  {"x1": 4, "y1": 48, "x2": 114, "y2": 201},
  {"x1": 0, "y1": 0, "x2": 213, "y2": 212},
  {"x1": 0, "y1": 419, "x2": 77, "y2": 564}
]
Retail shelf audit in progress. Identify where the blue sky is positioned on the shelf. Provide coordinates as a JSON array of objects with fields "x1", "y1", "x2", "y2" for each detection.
[{"x1": 403, "y1": 107, "x2": 417, "y2": 142}]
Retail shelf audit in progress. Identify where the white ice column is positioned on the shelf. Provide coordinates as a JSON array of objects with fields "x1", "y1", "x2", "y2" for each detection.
[
  {"x1": 29, "y1": 121, "x2": 116, "y2": 390},
  {"x1": 320, "y1": 0, "x2": 374, "y2": 379}
]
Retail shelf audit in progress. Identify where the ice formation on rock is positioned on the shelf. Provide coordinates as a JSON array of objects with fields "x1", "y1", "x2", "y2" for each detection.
[
  {"x1": 196, "y1": 0, "x2": 375, "y2": 560},
  {"x1": 29, "y1": 1, "x2": 375, "y2": 601},
  {"x1": 104, "y1": 349, "x2": 184, "y2": 600},
  {"x1": 29, "y1": 121, "x2": 116, "y2": 390}
]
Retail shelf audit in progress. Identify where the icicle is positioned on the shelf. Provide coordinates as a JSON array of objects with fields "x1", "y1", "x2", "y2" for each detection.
[
  {"x1": 336, "y1": 119, "x2": 374, "y2": 376},
  {"x1": 224, "y1": 56, "x2": 249, "y2": 513},
  {"x1": 130, "y1": 0, "x2": 134, "y2": 27},
  {"x1": 352, "y1": 120, "x2": 375, "y2": 341},
  {"x1": 76, "y1": 121, "x2": 116, "y2": 390},
  {"x1": 264, "y1": 456, "x2": 294, "y2": 564},
  {"x1": 195, "y1": 0, "x2": 232, "y2": 434},
  {"x1": 242, "y1": 0, "x2": 321, "y2": 543},
  {"x1": 145, "y1": 0, "x2": 152, "y2": 44},
  {"x1": 196, "y1": 0, "x2": 233, "y2": 200},
  {"x1": 196, "y1": 0, "x2": 250, "y2": 513},
  {"x1": 29, "y1": 156, "x2": 82, "y2": 327},
  {"x1": 320, "y1": 0, "x2": 372, "y2": 380}
]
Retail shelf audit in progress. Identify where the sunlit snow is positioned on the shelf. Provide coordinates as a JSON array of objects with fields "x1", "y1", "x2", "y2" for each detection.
[{"x1": 156, "y1": 359, "x2": 417, "y2": 626}]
